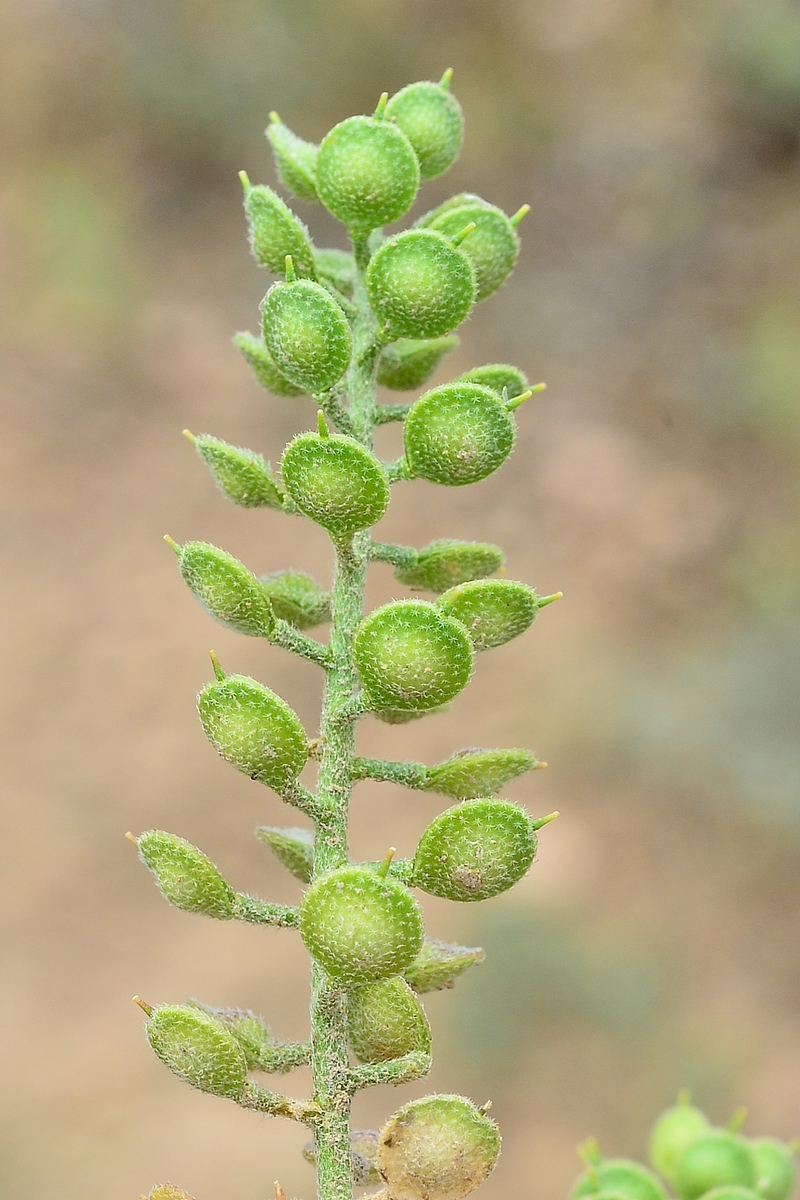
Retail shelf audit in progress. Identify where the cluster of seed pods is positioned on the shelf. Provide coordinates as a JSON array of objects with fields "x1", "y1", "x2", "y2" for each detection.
[{"x1": 130, "y1": 73, "x2": 561, "y2": 1200}]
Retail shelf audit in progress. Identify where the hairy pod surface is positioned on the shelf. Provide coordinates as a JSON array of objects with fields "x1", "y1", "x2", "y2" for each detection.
[
  {"x1": 258, "y1": 570, "x2": 331, "y2": 629},
  {"x1": 191, "y1": 434, "x2": 285, "y2": 509},
  {"x1": 378, "y1": 336, "x2": 460, "y2": 391},
  {"x1": 266, "y1": 115, "x2": 319, "y2": 202},
  {"x1": 256, "y1": 825, "x2": 314, "y2": 883},
  {"x1": 416, "y1": 194, "x2": 491, "y2": 227},
  {"x1": 394, "y1": 539, "x2": 505, "y2": 594},
  {"x1": 313, "y1": 247, "x2": 356, "y2": 298},
  {"x1": 385, "y1": 78, "x2": 464, "y2": 180},
  {"x1": 373, "y1": 703, "x2": 452, "y2": 725},
  {"x1": 403, "y1": 938, "x2": 485, "y2": 993},
  {"x1": 233, "y1": 331, "x2": 306, "y2": 397},
  {"x1": 261, "y1": 278, "x2": 352, "y2": 393},
  {"x1": 427, "y1": 201, "x2": 520, "y2": 301},
  {"x1": 749, "y1": 1139, "x2": 798, "y2": 1200},
  {"x1": 377, "y1": 1094, "x2": 501, "y2": 1200},
  {"x1": 145, "y1": 1187, "x2": 195, "y2": 1200},
  {"x1": 413, "y1": 798, "x2": 538, "y2": 902},
  {"x1": 676, "y1": 1133, "x2": 756, "y2": 1200},
  {"x1": 243, "y1": 184, "x2": 315, "y2": 277},
  {"x1": 303, "y1": 1130, "x2": 382, "y2": 1185},
  {"x1": 571, "y1": 1160, "x2": 668, "y2": 1200},
  {"x1": 197, "y1": 673, "x2": 308, "y2": 792},
  {"x1": 456, "y1": 364, "x2": 529, "y2": 399},
  {"x1": 366, "y1": 230, "x2": 475, "y2": 339},
  {"x1": 281, "y1": 432, "x2": 389, "y2": 538},
  {"x1": 175, "y1": 541, "x2": 276, "y2": 637},
  {"x1": 145, "y1": 1004, "x2": 248, "y2": 1100},
  {"x1": 137, "y1": 830, "x2": 236, "y2": 919},
  {"x1": 299, "y1": 866, "x2": 424, "y2": 985},
  {"x1": 403, "y1": 383, "x2": 516, "y2": 486},
  {"x1": 648, "y1": 1099, "x2": 711, "y2": 1185},
  {"x1": 437, "y1": 579, "x2": 539, "y2": 651},
  {"x1": 423, "y1": 748, "x2": 539, "y2": 799},
  {"x1": 347, "y1": 976, "x2": 431, "y2": 1062},
  {"x1": 353, "y1": 600, "x2": 474, "y2": 713},
  {"x1": 188, "y1": 1003, "x2": 290, "y2": 1073},
  {"x1": 316, "y1": 114, "x2": 420, "y2": 233}
]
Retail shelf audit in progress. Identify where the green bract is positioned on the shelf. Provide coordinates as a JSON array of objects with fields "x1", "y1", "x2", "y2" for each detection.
[
  {"x1": 190, "y1": 433, "x2": 285, "y2": 509},
  {"x1": 427, "y1": 201, "x2": 520, "y2": 301},
  {"x1": 266, "y1": 113, "x2": 319, "y2": 202},
  {"x1": 403, "y1": 938, "x2": 485, "y2": 993},
  {"x1": 316, "y1": 114, "x2": 420, "y2": 234},
  {"x1": 394, "y1": 539, "x2": 505, "y2": 593},
  {"x1": 571, "y1": 1159, "x2": 668, "y2": 1200},
  {"x1": 437, "y1": 579, "x2": 539, "y2": 651},
  {"x1": 366, "y1": 230, "x2": 475, "y2": 338},
  {"x1": 243, "y1": 182, "x2": 315, "y2": 277},
  {"x1": 377, "y1": 1094, "x2": 501, "y2": 1200},
  {"x1": 456, "y1": 363, "x2": 529, "y2": 398},
  {"x1": 648, "y1": 1096, "x2": 711, "y2": 1185},
  {"x1": 385, "y1": 77, "x2": 464, "y2": 180},
  {"x1": 298, "y1": 866, "x2": 424, "y2": 986},
  {"x1": 144, "y1": 1004, "x2": 248, "y2": 1100},
  {"x1": 423, "y1": 747, "x2": 539, "y2": 799},
  {"x1": 197, "y1": 673, "x2": 308, "y2": 792},
  {"x1": 233, "y1": 330, "x2": 306, "y2": 397},
  {"x1": 261, "y1": 278, "x2": 352, "y2": 393},
  {"x1": 256, "y1": 825, "x2": 314, "y2": 883},
  {"x1": 281, "y1": 431, "x2": 389, "y2": 538},
  {"x1": 676, "y1": 1132, "x2": 756, "y2": 1200},
  {"x1": 347, "y1": 976, "x2": 431, "y2": 1063},
  {"x1": 137, "y1": 830, "x2": 235, "y2": 919},
  {"x1": 749, "y1": 1139, "x2": 798, "y2": 1200},
  {"x1": 403, "y1": 383, "x2": 516, "y2": 486},
  {"x1": 378, "y1": 336, "x2": 460, "y2": 391},
  {"x1": 258, "y1": 570, "x2": 330, "y2": 629},
  {"x1": 173, "y1": 540, "x2": 276, "y2": 637},
  {"x1": 354, "y1": 600, "x2": 474, "y2": 713},
  {"x1": 412, "y1": 798, "x2": 539, "y2": 901}
]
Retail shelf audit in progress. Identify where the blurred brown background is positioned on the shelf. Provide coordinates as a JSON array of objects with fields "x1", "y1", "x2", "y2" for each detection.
[{"x1": 3, "y1": 1, "x2": 800, "y2": 1198}]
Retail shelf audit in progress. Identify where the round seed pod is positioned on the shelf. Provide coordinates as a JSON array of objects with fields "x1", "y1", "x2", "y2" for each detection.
[
  {"x1": 298, "y1": 866, "x2": 424, "y2": 986},
  {"x1": 243, "y1": 183, "x2": 315, "y2": 277},
  {"x1": 412, "y1": 798, "x2": 538, "y2": 902},
  {"x1": 313, "y1": 247, "x2": 356, "y2": 299},
  {"x1": 403, "y1": 383, "x2": 515, "y2": 487},
  {"x1": 191, "y1": 433, "x2": 285, "y2": 510},
  {"x1": 197, "y1": 673, "x2": 308, "y2": 793},
  {"x1": 385, "y1": 78, "x2": 464, "y2": 180},
  {"x1": 256, "y1": 825, "x2": 314, "y2": 883},
  {"x1": 261, "y1": 278, "x2": 352, "y2": 393},
  {"x1": 423, "y1": 748, "x2": 539, "y2": 799},
  {"x1": 377, "y1": 1094, "x2": 500, "y2": 1200},
  {"x1": 749, "y1": 1139, "x2": 797, "y2": 1200},
  {"x1": 366, "y1": 230, "x2": 475, "y2": 339},
  {"x1": 428, "y1": 202, "x2": 520, "y2": 302},
  {"x1": 572, "y1": 1160, "x2": 668, "y2": 1200},
  {"x1": 648, "y1": 1096, "x2": 710, "y2": 1185},
  {"x1": 174, "y1": 541, "x2": 276, "y2": 638},
  {"x1": 403, "y1": 937, "x2": 485, "y2": 993},
  {"x1": 378, "y1": 336, "x2": 460, "y2": 391},
  {"x1": 395, "y1": 539, "x2": 505, "y2": 594},
  {"x1": 258, "y1": 570, "x2": 330, "y2": 629},
  {"x1": 353, "y1": 600, "x2": 474, "y2": 714},
  {"x1": 266, "y1": 114, "x2": 319, "y2": 202},
  {"x1": 136, "y1": 830, "x2": 235, "y2": 920},
  {"x1": 233, "y1": 331, "x2": 306, "y2": 397},
  {"x1": 145, "y1": 1004, "x2": 248, "y2": 1100},
  {"x1": 281, "y1": 432, "x2": 389, "y2": 539},
  {"x1": 416, "y1": 194, "x2": 492, "y2": 227},
  {"x1": 316, "y1": 115, "x2": 420, "y2": 233},
  {"x1": 676, "y1": 1132, "x2": 756, "y2": 1200},
  {"x1": 348, "y1": 976, "x2": 431, "y2": 1063},
  {"x1": 437, "y1": 579, "x2": 539, "y2": 651},
  {"x1": 456, "y1": 364, "x2": 528, "y2": 399}
]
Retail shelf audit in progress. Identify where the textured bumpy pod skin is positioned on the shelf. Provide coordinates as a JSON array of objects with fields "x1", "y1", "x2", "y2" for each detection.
[
  {"x1": 243, "y1": 183, "x2": 316, "y2": 277},
  {"x1": 648, "y1": 1097, "x2": 711, "y2": 1185},
  {"x1": 377, "y1": 1094, "x2": 501, "y2": 1200},
  {"x1": 347, "y1": 976, "x2": 431, "y2": 1063},
  {"x1": 136, "y1": 830, "x2": 236, "y2": 919},
  {"x1": 412, "y1": 798, "x2": 538, "y2": 902},
  {"x1": 258, "y1": 570, "x2": 331, "y2": 629},
  {"x1": 404, "y1": 383, "x2": 516, "y2": 486},
  {"x1": 145, "y1": 1004, "x2": 248, "y2": 1100},
  {"x1": 749, "y1": 1139, "x2": 798, "y2": 1200},
  {"x1": 303, "y1": 1130, "x2": 382, "y2": 1185},
  {"x1": 416, "y1": 193, "x2": 492, "y2": 227},
  {"x1": 187, "y1": 1002, "x2": 300, "y2": 1073},
  {"x1": 145, "y1": 1187, "x2": 195, "y2": 1200},
  {"x1": 676, "y1": 1133, "x2": 756, "y2": 1200},
  {"x1": 403, "y1": 938, "x2": 485, "y2": 993},
  {"x1": 385, "y1": 77, "x2": 464, "y2": 180},
  {"x1": 572, "y1": 1159, "x2": 668, "y2": 1200},
  {"x1": 266, "y1": 114, "x2": 319, "y2": 202},
  {"x1": 190, "y1": 433, "x2": 285, "y2": 509},
  {"x1": 378, "y1": 336, "x2": 460, "y2": 391},
  {"x1": 428, "y1": 201, "x2": 520, "y2": 302},
  {"x1": 366, "y1": 230, "x2": 475, "y2": 339},
  {"x1": 281, "y1": 432, "x2": 389, "y2": 538},
  {"x1": 437, "y1": 579, "x2": 540, "y2": 651},
  {"x1": 316, "y1": 114, "x2": 420, "y2": 233},
  {"x1": 298, "y1": 866, "x2": 424, "y2": 986},
  {"x1": 423, "y1": 748, "x2": 539, "y2": 799},
  {"x1": 197, "y1": 673, "x2": 308, "y2": 792},
  {"x1": 395, "y1": 539, "x2": 505, "y2": 594},
  {"x1": 353, "y1": 600, "x2": 474, "y2": 713},
  {"x1": 233, "y1": 331, "x2": 306, "y2": 397},
  {"x1": 256, "y1": 825, "x2": 314, "y2": 883},
  {"x1": 173, "y1": 541, "x2": 276, "y2": 637},
  {"x1": 261, "y1": 278, "x2": 352, "y2": 393},
  {"x1": 456, "y1": 364, "x2": 529, "y2": 399},
  {"x1": 313, "y1": 247, "x2": 357, "y2": 298}
]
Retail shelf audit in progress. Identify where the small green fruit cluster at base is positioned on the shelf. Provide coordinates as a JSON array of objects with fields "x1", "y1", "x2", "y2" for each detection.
[
  {"x1": 257, "y1": 825, "x2": 314, "y2": 883},
  {"x1": 303, "y1": 1130, "x2": 382, "y2": 1185},
  {"x1": 187, "y1": 1001, "x2": 296, "y2": 1073},
  {"x1": 242, "y1": 180, "x2": 315, "y2": 277},
  {"x1": 261, "y1": 276, "x2": 352, "y2": 393},
  {"x1": 649, "y1": 1095, "x2": 711, "y2": 1185},
  {"x1": 348, "y1": 976, "x2": 431, "y2": 1062},
  {"x1": 423, "y1": 747, "x2": 540, "y2": 799},
  {"x1": 136, "y1": 830, "x2": 236, "y2": 920},
  {"x1": 677, "y1": 1133, "x2": 756, "y2": 1200},
  {"x1": 423, "y1": 198, "x2": 522, "y2": 301},
  {"x1": 385, "y1": 74, "x2": 464, "y2": 180},
  {"x1": 571, "y1": 1148, "x2": 667, "y2": 1200},
  {"x1": 403, "y1": 938, "x2": 485, "y2": 993},
  {"x1": 189, "y1": 433, "x2": 285, "y2": 509},
  {"x1": 456, "y1": 363, "x2": 528, "y2": 399},
  {"x1": 377, "y1": 1094, "x2": 501, "y2": 1200},
  {"x1": 258, "y1": 570, "x2": 330, "y2": 629},
  {"x1": 378, "y1": 336, "x2": 460, "y2": 391},
  {"x1": 171, "y1": 540, "x2": 276, "y2": 638},
  {"x1": 367, "y1": 230, "x2": 475, "y2": 339},
  {"x1": 437, "y1": 579, "x2": 540, "y2": 651},
  {"x1": 144, "y1": 1003, "x2": 248, "y2": 1100},
  {"x1": 233, "y1": 331, "x2": 306, "y2": 397},
  {"x1": 412, "y1": 799, "x2": 540, "y2": 901},
  {"x1": 751, "y1": 1140, "x2": 799, "y2": 1200},
  {"x1": 403, "y1": 383, "x2": 516, "y2": 486},
  {"x1": 394, "y1": 539, "x2": 505, "y2": 594},
  {"x1": 298, "y1": 866, "x2": 424, "y2": 985},
  {"x1": 316, "y1": 112, "x2": 420, "y2": 234},
  {"x1": 266, "y1": 113, "x2": 319, "y2": 202},
  {"x1": 281, "y1": 430, "x2": 389, "y2": 538}
]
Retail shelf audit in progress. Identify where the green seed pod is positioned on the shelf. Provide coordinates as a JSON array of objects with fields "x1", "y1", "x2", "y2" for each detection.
[
  {"x1": 348, "y1": 976, "x2": 431, "y2": 1063},
  {"x1": 749, "y1": 1140, "x2": 797, "y2": 1200},
  {"x1": 261, "y1": 278, "x2": 352, "y2": 394},
  {"x1": 303, "y1": 1130, "x2": 382, "y2": 1185},
  {"x1": 701, "y1": 1189, "x2": 760, "y2": 1200},
  {"x1": 197, "y1": 672, "x2": 308, "y2": 793},
  {"x1": 366, "y1": 230, "x2": 475, "y2": 339},
  {"x1": 136, "y1": 830, "x2": 236, "y2": 920},
  {"x1": 676, "y1": 1132, "x2": 756, "y2": 1200},
  {"x1": 373, "y1": 704, "x2": 452, "y2": 725},
  {"x1": 377, "y1": 1094, "x2": 501, "y2": 1200},
  {"x1": 266, "y1": 113, "x2": 319, "y2": 202},
  {"x1": 648, "y1": 1094, "x2": 711, "y2": 1185},
  {"x1": 144, "y1": 1003, "x2": 248, "y2": 1100},
  {"x1": 378, "y1": 336, "x2": 460, "y2": 391},
  {"x1": 437, "y1": 579, "x2": 540, "y2": 651},
  {"x1": 256, "y1": 825, "x2": 314, "y2": 883},
  {"x1": 242, "y1": 181, "x2": 315, "y2": 277},
  {"x1": 313, "y1": 247, "x2": 356, "y2": 299},
  {"x1": 428, "y1": 202, "x2": 520, "y2": 302},
  {"x1": 571, "y1": 1157, "x2": 668, "y2": 1200},
  {"x1": 456, "y1": 364, "x2": 529, "y2": 399},
  {"x1": 145, "y1": 1187, "x2": 195, "y2": 1200},
  {"x1": 385, "y1": 75, "x2": 464, "y2": 180},
  {"x1": 416, "y1": 194, "x2": 492, "y2": 227},
  {"x1": 353, "y1": 600, "x2": 474, "y2": 714},
  {"x1": 189, "y1": 433, "x2": 285, "y2": 510},
  {"x1": 233, "y1": 331, "x2": 306, "y2": 398},
  {"x1": 316, "y1": 114, "x2": 420, "y2": 234},
  {"x1": 171, "y1": 540, "x2": 276, "y2": 638},
  {"x1": 298, "y1": 865, "x2": 424, "y2": 986},
  {"x1": 422, "y1": 748, "x2": 540, "y2": 799},
  {"x1": 403, "y1": 937, "x2": 485, "y2": 993},
  {"x1": 395, "y1": 539, "x2": 505, "y2": 594},
  {"x1": 403, "y1": 383, "x2": 516, "y2": 486},
  {"x1": 258, "y1": 570, "x2": 330, "y2": 629},
  {"x1": 187, "y1": 1001, "x2": 295, "y2": 1073},
  {"x1": 412, "y1": 798, "x2": 538, "y2": 902},
  {"x1": 281, "y1": 431, "x2": 389, "y2": 539}
]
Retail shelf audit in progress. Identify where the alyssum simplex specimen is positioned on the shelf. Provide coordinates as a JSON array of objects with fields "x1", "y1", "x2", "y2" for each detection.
[{"x1": 130, "y1": 73, "x2": 561, "y2": 1200}]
